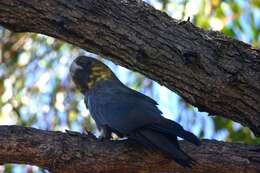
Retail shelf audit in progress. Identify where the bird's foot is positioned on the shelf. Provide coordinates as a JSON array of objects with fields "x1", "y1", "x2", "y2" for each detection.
[
  {"x1": 65, "y1": 129, "x2": 82, "y2": 136},
  {"x1": 66, "y1": 129, "x2": 97, "y2": 139},
  {"x1": 97, "y1": 133, "x2": 111, "y2": 141},
  {"x1": 97, "y1": 125, "x2": 113, "y2": 141}
]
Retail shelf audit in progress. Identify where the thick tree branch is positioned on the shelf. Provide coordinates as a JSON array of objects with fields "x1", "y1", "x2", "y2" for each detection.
[
  {"x1": 0, "y1": 0, "x2": 260, "y2": 135},
  {"x1": 0, "y1": 125, "x2": 258, "y2": 173}
]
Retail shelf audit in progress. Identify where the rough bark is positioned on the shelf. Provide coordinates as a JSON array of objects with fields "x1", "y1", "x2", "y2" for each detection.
[
  {"x1": 0, "y1": 125, "x2": 258, "y2": 173},
  {"x1": 0, "y1": 0, "x2": 260, "y2": 135}
]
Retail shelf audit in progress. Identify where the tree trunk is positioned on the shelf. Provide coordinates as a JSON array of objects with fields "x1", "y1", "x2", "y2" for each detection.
[{"x1": 0, "y1": 125, "x2": 259, "y2": 173}]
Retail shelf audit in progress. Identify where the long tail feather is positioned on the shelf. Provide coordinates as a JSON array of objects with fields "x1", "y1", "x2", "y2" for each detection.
[
  {"x1": 130, "y1": 128, "x2": 196, "y2": 168},
  {"x1": 148, "y1": 118, "x2": 200, "y2": 146}
]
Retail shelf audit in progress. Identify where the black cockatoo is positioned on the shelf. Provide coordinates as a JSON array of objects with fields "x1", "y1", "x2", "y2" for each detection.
[{"x1": 70, "y1": 56, "x2": 200, "y2": 167}]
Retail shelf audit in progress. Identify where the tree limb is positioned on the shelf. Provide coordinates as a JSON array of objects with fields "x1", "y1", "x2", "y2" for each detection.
[
  {"x1": 0, "y1": 125, "x2": 258, "y2": 173},
  {"x1": 0, "y1": 0, "x2": 260, "y2": 135}
]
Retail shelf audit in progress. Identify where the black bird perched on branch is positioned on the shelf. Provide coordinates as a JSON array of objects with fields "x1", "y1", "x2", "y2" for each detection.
[{"x1": 70, "y1": 56, "x2": 200, "y2": 167}]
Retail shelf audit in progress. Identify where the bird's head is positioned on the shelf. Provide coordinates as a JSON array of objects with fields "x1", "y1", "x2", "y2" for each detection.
[{"x1": 70, "y1": 56, "x2": 114, "y2": 93}]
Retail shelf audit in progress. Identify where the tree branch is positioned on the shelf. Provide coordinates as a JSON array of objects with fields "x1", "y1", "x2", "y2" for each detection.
[
  {"x1": 0, "y1": 125, "x2": 258, "y2": 173},
  {"x1": 0, "y1": 0, "x2": 260, "y2": 135}
]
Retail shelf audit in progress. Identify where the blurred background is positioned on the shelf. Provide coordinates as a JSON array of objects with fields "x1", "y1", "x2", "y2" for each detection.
[{"x1": 0, "y1": 0, "x2": 259, "y2": 172}]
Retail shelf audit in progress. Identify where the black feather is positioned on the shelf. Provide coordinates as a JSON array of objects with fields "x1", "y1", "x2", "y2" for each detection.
[
  {"x1": 70, "y1": 56, "x2": 200, "y2": 168},
  {"x1": 130, "y1": 128, "x2": 196, "y2": 168},
  {"x1": 148, "y1": 118, "x2": 201, "y2": 146}
]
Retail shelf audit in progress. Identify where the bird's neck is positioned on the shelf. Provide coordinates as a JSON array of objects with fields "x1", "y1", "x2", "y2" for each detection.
[
  {"x1": 83, "y1": 77, "x2": 121, "y2": 98},
  {"x1": 87, "y1": 72, "x2": 120, "y2": 91},
  {"x1": 88, "y1": 73, "x2": 113, "y2": 89},
  {"x1": 86, "y1": 65, "x2": 112, "y2": 89}
]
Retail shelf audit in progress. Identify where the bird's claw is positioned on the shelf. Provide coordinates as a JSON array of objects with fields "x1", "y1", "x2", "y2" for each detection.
[
  {"x1": 66, "y1": 129, "x2": 96, "y2": 139},
  {"x1": 97, "y1": 134, "x2": 111, "y2": 141},
  {"x1": 65, "y1": 129, "x2": 81, "y2": 136}
]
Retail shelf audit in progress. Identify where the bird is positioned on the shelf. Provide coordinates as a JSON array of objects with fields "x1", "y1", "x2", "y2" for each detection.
[{"x1": 70, "y1": 56, "x2": 200, "y2": 167}]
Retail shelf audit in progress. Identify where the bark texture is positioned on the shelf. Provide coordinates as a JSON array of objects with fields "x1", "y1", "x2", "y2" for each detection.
[
  {"x1": 0, "y1": 125, "x2": 259, "y2": 173},
  {"x1": 0, "y1": 0, "x2": 259, "y2": 135}
]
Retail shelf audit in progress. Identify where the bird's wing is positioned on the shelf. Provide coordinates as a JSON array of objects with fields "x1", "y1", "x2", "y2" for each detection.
[{"x1": 92, "y1": 88, "x2": 162, "y2": 134}]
